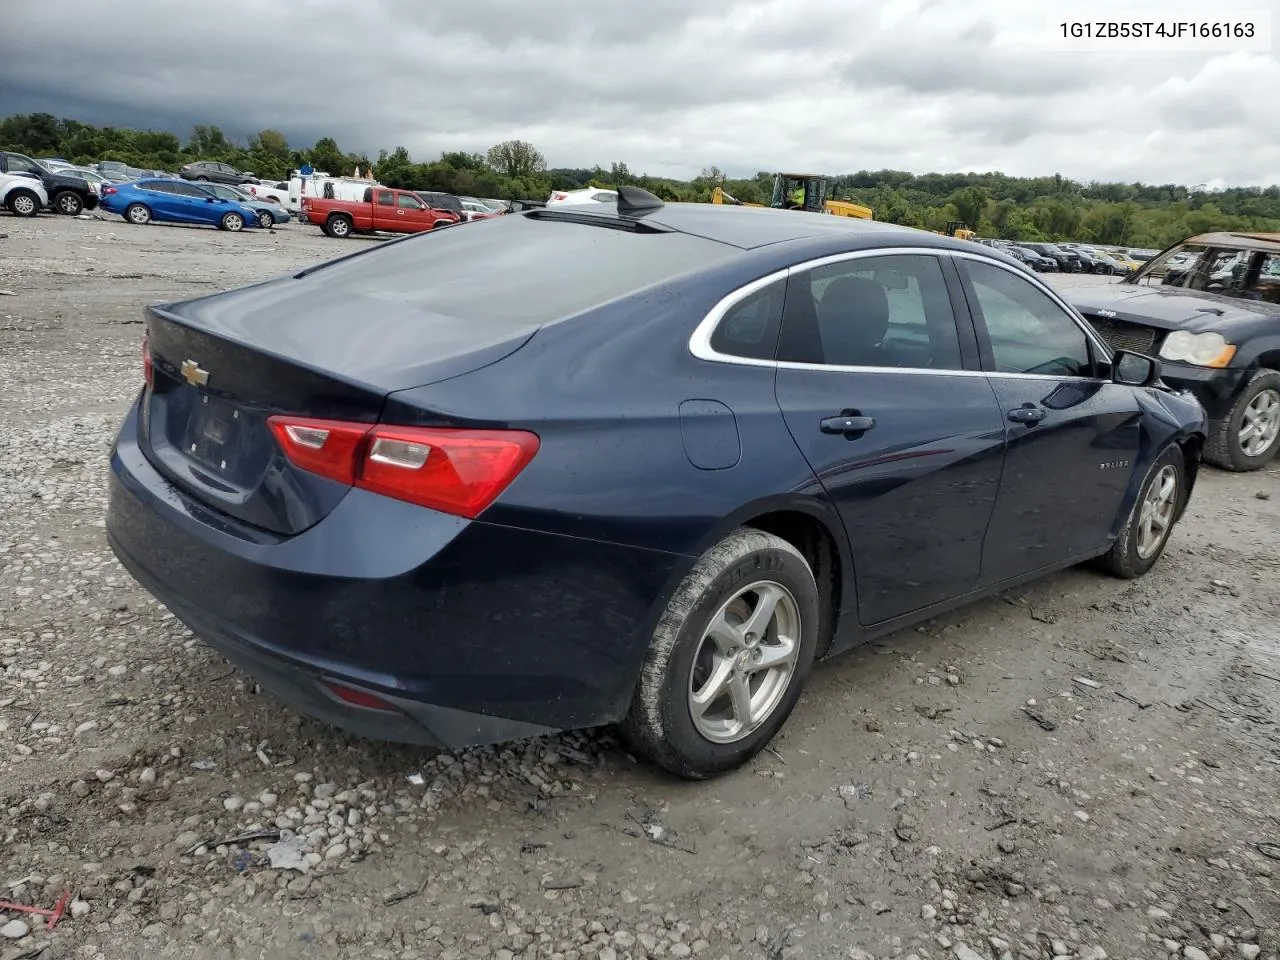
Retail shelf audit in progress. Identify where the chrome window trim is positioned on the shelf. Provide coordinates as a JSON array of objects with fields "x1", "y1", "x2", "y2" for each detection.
[
  {"x1": 688, "y1": 244, "x2": 1114, "y2": 380},
  {"x1": 688, "y1": 266, "x2": 792, "y2": 370}
]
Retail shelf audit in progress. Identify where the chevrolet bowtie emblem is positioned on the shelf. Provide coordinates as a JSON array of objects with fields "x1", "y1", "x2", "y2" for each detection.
[{"x1": 181, "y1": 359, "x2": 210, "y2": 387}]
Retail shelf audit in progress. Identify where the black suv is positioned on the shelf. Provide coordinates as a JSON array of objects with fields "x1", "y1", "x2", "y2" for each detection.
[
  {"x1": 1020, "y1": 242, "x2": 1082, "y2": 273},
  {"x1": 1070, "y1": 231, "x2": 1280, "y2": 471},
  {"x1": 414, "y1": 191, "x2": 465, "y2": 220},
  {"x1": 0, "y1": 151, "x2": 99, "y2": 215},
  {"x1": 179, "y1": 161, "x2": 260, "y2": 186}
]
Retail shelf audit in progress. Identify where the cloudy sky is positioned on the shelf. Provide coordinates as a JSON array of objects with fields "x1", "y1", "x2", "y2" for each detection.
[{"x1": 2, "y1": 0, "x2": 1277, "y2": 186}]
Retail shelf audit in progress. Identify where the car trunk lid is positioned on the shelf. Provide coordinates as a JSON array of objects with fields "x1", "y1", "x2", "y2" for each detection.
[{"x1": 139, "y1": 279, "x2": 537, "y2": 536}]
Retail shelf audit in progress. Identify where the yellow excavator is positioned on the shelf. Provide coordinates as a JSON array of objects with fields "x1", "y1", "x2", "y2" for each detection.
[
  {"x1": 936, "y1": 220, "x2": 976, "y2": 241},
  {"x1": 712, "y1": 173, "x2": 873, "y2": 220}
]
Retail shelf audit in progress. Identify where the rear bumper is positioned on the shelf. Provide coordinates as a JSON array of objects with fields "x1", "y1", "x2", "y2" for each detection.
[
  {"x1": 1158, "y1": 363, "x2": 1249, "y2": 421},
  {"x1": 105, "y1": 400, "x2": 684, "y2": 748}
]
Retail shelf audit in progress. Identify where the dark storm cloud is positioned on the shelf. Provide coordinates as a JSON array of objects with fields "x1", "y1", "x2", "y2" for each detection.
[
  {"x1": 0, "y1": 0, "x2": 1276, "y2": 185},
  {"x1": 382, "y1": 0, "x2": 744, "y2": 44}
]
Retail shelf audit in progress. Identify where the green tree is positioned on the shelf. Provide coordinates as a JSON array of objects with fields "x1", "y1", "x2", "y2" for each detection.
[
  {"x1": 307, "y1": 137, "x2": 346, "y2": 175},
  {"x1": 950, "y1": 186, "x2": 988, "y2": 231},
  {"x1": 187, "y1": 124, "x2": 231, "y2": 157},
  {"x1": 486, "y1": 140, "x2": 546, "y2": 179},
  {"x1": 2, "y1": 112, "x2": 1278, "y2": 236},
  {"x1": 249, "y1": 129, "x2": 290, "y2": 160}
]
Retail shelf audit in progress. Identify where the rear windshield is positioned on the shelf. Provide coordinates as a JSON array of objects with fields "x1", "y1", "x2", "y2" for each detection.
[{"x1": 300, "y1": 214, "x2": 740, "y2": 324}]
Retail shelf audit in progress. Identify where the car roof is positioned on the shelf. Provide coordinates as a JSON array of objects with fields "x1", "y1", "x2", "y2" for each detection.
[
  {"x1": 612, "y1": 202, "x2": 982, "y2": 253},
  {"x1": 1183, "y1": 232, "x2": 1280, "y2": 254}
]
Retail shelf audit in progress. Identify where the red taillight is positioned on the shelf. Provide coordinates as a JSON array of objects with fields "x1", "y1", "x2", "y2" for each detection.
[
  {"x1": 102, "y1": 186, "x2": 117, "y2": 195},
  {"x1": 142, "y1": 334, "x2": 153, "y2": 387},
  {"x1": 266, "y1": 416, "x2": 539, "y2": 519},
  {"x1": 322, "y1": 680, "x2": 398, "y2": 712}
]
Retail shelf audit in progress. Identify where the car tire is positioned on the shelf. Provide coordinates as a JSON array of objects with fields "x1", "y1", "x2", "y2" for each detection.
[
  {"x1": 196, "y1": 176, "x2": 209, "y2": 182},
  {"x1": 220, "y1": 212, "x2": 245, "y2": 232},
  {"x1": 1205, "y1": 369, "x2": 1280, "y2": 471},
  {"x1": 1096, "y1": 444, "x2": 1187, "y2": 579},
  {"x1": 124, "y1": 203, "x2": 152, "y2": 225},
  {"x1": 257, "y1": 211, "x2": 274, "y2": 229},
  {"x1": 619, "y1": 527, "x2": 820, "y2": 780},
  {"x1": 5, "y1": 189, "x2": 40, "y2": 217},
  {"x1": 323, "y1": 214, "x2": 353, "y2": 238},
  {"x1": 53, "y1": 190, "x2": 84, "y2": 216}
]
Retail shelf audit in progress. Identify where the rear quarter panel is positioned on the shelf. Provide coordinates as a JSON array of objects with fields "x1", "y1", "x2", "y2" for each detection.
[{"x1": 379, "y1": 264, "x2": 844, "y2": 702}]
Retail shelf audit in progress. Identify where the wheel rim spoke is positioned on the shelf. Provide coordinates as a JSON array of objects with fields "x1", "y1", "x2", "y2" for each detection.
[
  {"x1": 689, "y1": 657, "x2": 734, "y2": 720},
  {"x1": 705, "y1": 609, "x2": 743, "y2": 657},
  {"x1": 749, "y1": 636, "x2": 797, "y2": 674},
  {"x1": 726, "y1": 673, "x2": 755, "y2": 728},
  {"x1": 740, "y1": 584, "x2": 782, "y2": 644}
]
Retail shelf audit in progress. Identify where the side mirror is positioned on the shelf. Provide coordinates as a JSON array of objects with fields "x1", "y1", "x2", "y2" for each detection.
[{"x1": 1111, "y1": 349, "x2": 1161, "y2": 387}]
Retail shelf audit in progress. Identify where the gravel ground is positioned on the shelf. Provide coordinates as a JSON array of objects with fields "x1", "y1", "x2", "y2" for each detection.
[{"x1": 1, "y1": 213, "x2": 1278, "y2": 960}]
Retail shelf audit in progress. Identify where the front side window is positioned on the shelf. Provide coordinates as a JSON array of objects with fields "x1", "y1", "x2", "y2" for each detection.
[
  {"x1": 961, "y1": 259, "x2": 1094, "y2": 378},
  {"x1": 777, "y1": 254, "x2": 963, "y2": 370},
  {"x1": 397, "y1": 193, "x2": 424, "y2": 210},
  {"x1": 709, "y1": 280, "x2": 785, "y2": 361},
  {"x1": 7, "y1": 154, "x2": 42, "y2": 174}
]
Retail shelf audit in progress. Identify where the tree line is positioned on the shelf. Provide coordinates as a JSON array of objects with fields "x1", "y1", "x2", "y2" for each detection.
[{"x1": 3, "y1": 112, "x2": 1278, "y2": 248}]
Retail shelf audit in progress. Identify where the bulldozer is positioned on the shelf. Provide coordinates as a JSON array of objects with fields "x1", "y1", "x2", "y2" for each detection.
[
  {"x1": 936, "y1": 220, "x2": 976, "y2": 241},
  {"x1": 712, "y1": 173, "x2": 873, "y2": 220}
]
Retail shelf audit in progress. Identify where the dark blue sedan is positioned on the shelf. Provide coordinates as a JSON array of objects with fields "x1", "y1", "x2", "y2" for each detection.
[
  {"x1": 105, "y1": 187, "x2": 1207, "y2": 779},
  {"x1": 99, "y1": 178, "x2": 262, "y2": 231}
]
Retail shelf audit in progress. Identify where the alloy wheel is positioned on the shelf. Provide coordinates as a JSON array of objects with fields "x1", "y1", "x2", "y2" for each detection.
[
  {"x1": 687, "y1": 580, "x2": 801, "y2": 744},
  {"x1": 1136, "y1": 464, "x2": 1179, "y2": 560},
  {"x1": 1240, "y1": 388, "x2": 1280, "y2": 458}
]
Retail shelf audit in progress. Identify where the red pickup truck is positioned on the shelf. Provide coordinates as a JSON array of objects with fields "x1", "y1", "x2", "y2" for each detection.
[{"x1": 302, "y1": 186, "x2": 459, "y2": 238}]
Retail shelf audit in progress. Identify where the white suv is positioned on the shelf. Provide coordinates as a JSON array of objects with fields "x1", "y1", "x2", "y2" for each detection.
[{"x1": 1, "y1": 172, "x2": 49, "y2": 217}]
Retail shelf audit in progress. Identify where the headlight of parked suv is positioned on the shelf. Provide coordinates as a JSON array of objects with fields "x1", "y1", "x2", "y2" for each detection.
[{"x1": 1159, "y1": 330, "x2": 1237, "y2": 368}]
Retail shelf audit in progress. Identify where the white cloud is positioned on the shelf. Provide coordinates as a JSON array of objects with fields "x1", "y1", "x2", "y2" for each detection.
[{"x1": 0, "y1": 0, "x2": 1275, "y2": 185}]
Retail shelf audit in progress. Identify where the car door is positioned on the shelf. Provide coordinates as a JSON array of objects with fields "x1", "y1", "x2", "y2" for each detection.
[
  {"x1": 952, "y1": 255, "x2": 1143, "y2": 585},
  {"x1": 773, "y1": 251, "x2": 1007, "y2": 626},
  {"x1": 396, "y1": 191, "x2": 432, "y2": 230},
  {"x1": 372, "y1": 189, "x2": 397, "y2": 229},
  {"x1": 164, "y1": 181, "x2": 214, "y2": 223},
  {"x1": 138, "y1": 181, "x2": 183, "y2": 220}
]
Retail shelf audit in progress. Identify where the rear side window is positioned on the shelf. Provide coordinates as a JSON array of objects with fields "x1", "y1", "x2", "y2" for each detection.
[
  {"x1": 300, "y1": 215, "x2": 740, "y2": 326},
  {"x1": 778, "y1": 254, "x2": 962, "y2": 370},
  {"x1": 709, "y1": 280, "x2": 785, "y2": 360},
  {"x1": 376, "y1": 191, "x2": 395, "y2": 207}
]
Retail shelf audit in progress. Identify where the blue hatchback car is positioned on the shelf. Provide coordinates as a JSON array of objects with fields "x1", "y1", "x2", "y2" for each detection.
[
  {"x1": 99, "y1": 178, "x2": 262, "y2": 231},
  {"x1": 105, "y1": 188, "x2": 1207, "y2": 779}
]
